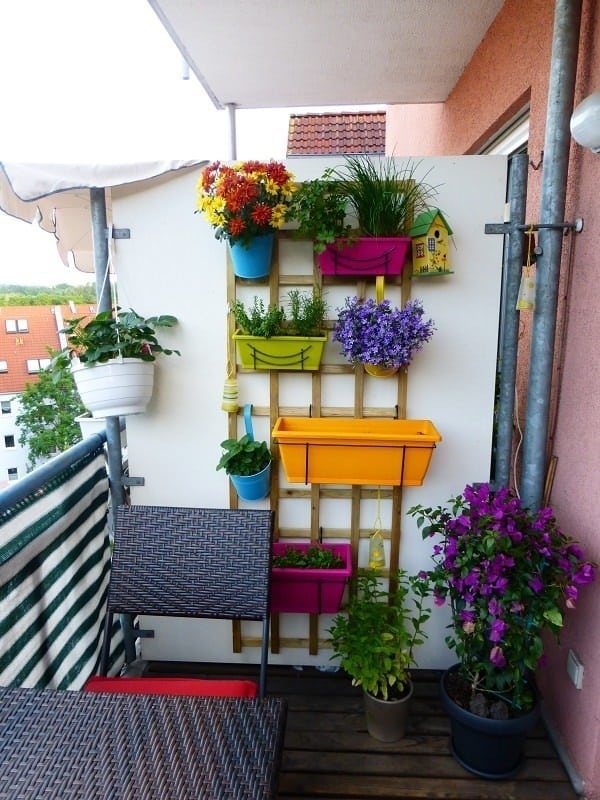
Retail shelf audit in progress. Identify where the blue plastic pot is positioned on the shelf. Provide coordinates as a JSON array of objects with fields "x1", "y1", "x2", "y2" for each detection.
[
  {"x1": 228, "y1": 234, "x2": 274, "y2": 278},
  {"x1": 230, "y1": 461, "x2": 272, "y2": 501}
]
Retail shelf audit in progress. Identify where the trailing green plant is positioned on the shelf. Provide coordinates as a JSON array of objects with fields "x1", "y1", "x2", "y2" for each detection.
[
  {"x1": 50, "y1": 307, "x2": 180, "y2": 375},
  {"x1": 328, "y1": 569, "x2": 431, "y2": 701},
  {"x1": 288, "y1": 170, "x2": 354, "y2": 253},
  {"x1": 216, "y1": 433, "x2": 271, "y2": 476},
  {"x1": 272, "y1": 544, "x2": 344, "y2": 569},
  {"x1": 231, "y1": 289, "x2": 327, "y2": 338}
]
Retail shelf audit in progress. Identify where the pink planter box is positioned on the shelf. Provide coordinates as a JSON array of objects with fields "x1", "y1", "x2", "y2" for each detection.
[
  {"x1": 317, "y1": 237, "x2": 411, "y2": 276},
  {"x1": 270, "y1": 543, "x2": 352, "y2": 614}
]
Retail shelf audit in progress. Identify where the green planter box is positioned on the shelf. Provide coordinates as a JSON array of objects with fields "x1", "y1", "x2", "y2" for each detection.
[{"x1": 233, "y1": 332, "x2": 327, "y2": 371}]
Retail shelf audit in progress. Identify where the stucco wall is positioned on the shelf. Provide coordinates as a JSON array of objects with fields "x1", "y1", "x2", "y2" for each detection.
[
  {"x1": 110, "y1": 155, "x2": 506, "y2": 674},
  {"x1": 387, "y1": 0, "x2": 600, "y2": 795}
]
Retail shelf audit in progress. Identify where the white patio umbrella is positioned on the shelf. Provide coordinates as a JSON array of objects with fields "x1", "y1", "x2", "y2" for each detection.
[
  {"x1": 0, "y1": 159, "x2": 207, "y2": 508},
  {"x1": 0, "y1": 160, "x2": 205, "y2": 272}
]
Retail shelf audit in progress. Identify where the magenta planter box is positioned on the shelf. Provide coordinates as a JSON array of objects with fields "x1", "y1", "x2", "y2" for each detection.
[
  {"x1": 317, "y1": 237, "x2": 411, "y2": 276},
  {"x1": 270, "y1": 543, "x2": 352, "y2": 614}
]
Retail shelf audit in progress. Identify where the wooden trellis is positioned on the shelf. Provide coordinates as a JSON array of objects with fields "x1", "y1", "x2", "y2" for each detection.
[{"x1": 228, "y1": 232, "x2": 411, "y2": 656}]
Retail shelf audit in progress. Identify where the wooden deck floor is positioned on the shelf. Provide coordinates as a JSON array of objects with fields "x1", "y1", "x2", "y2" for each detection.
[{"x1": 150, "y1": 662, "x2": 579, "y2": 799}]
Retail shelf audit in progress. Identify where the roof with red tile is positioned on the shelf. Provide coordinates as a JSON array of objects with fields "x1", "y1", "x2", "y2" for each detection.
[
  {"x1": 0, "y1": 304, "x2": 95, "y2": 394},
  {"x1": 287, "y1": 112, "x2": 386, "y2": 156}
]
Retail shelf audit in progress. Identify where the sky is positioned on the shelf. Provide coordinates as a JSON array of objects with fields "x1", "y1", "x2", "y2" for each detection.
[{"x1": 0, "y1": 0, "x2": 380, "y2": 287}]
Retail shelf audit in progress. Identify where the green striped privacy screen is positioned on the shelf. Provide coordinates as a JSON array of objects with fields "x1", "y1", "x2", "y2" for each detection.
[{"x1": 0, "y1": 442, "x2": 124, "y2": 689}]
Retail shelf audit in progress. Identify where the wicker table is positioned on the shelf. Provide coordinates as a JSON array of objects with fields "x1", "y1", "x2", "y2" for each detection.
[{"x1": 0, "y1": 686, "x2": 287, "y2": 799}]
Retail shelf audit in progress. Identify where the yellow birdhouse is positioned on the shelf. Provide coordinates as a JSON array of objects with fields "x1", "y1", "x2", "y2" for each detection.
[{"x1": 409, "y1": 209, "x2": 453, "y2": 277}]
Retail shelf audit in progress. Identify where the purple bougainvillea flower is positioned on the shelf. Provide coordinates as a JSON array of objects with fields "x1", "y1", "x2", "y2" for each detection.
[
  {"x1": 489, "y1": 646, "x2": 507, "y2": 667},
  {"x1": 489, "y1": 618, "x2": 508, "y2": 642}
]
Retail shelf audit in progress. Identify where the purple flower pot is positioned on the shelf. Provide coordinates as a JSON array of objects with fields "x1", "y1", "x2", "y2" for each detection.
[
  {"x1": 317, "y1": 237, "x2": 411, "y2": 276},
  {"x1": 270, "y1": 543, "x2": 352, "y2": 614}
]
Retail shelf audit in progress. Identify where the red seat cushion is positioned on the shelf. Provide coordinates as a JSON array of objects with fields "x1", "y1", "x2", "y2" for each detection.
[{"x1": 83, "y1": 675, "x2": 258, "y2": 698}]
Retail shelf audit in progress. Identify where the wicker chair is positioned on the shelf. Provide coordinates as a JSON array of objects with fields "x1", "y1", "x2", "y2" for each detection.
[{"x1": 86, "y1": 505, "x2": 274, "y2": 697}]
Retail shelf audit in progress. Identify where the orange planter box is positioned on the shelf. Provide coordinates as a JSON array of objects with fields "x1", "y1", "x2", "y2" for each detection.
[{"x1": 272, "y1": 417, "x2": 441, "y2": 486}]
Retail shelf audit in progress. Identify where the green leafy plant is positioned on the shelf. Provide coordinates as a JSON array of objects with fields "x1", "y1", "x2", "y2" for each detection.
[
  {"x1": 51, "y1": 307, "x2": 180, "y2": 374},
  {"x1": 231, "y1": 289, "x2": 327, "y2": 338},
  {"x1": 289, "y1": 156, "x2": 438, "y2": 252},
  {"x1": 286, "y1": 289, "x2": 328, "y2": 336},
  {"x1": 16, "y1": 355, "x2": 86, "y2": 469},
  {"x1": 272, "y1": 544, "x2": 344, "y2": 569},
  {"x1": 288, "y1": 169, "x2": 353, "y2": 253},
  {"x1": 216, "y1": 434, "x2": 271, "y2": 476},
  {"x1": 328, "y1": 569, "x2": 431, "y2": 701}
]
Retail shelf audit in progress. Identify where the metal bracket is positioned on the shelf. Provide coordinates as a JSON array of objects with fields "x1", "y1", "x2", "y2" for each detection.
[
  {"x1": 110, "y1": 227, "x2": 131, "y2": 239},
  {"x1": 121, "y1": 476, "x2": 145, "y2": 487},
  {"x1": 485, "y1": 218, "x2": 584, "y2": 236}
]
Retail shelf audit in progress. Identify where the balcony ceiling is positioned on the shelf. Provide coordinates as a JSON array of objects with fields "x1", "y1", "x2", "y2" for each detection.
[{"x1": 147, "y1": 0, "x2": 504, "y2": 110}]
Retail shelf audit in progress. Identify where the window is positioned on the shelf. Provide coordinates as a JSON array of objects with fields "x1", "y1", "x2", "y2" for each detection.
[
  {"x1": 0, "y1": 360, "x2": 7, "y2": 372},
  {"x1": 1, "y1": 400, "x2": 11, "y2": 414},
  {"x1": 26, "y1": 358, "x2": 51, "y2": 373},
  {"x1": 7, "y1": 467, "x2": 18, "y2": 481},
  {"x1": 4, "y1": 435, "x2": 15, "y2": 448},
  {"x1": 5, "y1": 319, "x2": 28, "y2": 333}
]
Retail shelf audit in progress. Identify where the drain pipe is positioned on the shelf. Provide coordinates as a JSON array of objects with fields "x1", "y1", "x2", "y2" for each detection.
[
  {"x1": 520, "y1": 0, "x2": 583, "y2": 510},
  {"x1": 493, "y1": 153, "x2": 528, "y2": 489}
]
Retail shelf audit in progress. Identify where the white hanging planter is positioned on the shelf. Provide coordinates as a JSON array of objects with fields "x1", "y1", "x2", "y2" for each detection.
[{"x1": 71, "y1": 357, "x2": 155, "y2": 418}]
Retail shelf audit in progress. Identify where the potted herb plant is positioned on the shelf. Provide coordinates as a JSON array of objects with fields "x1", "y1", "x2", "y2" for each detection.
[
  {"x1": 328, "y1": 568, "x2": 431, "y2": 742},
  {"x1": 51, "y1": 307, "x2": 180, "y2": 418},
  {"x1": 408, "y1": 483, "x2": 596, "y2": 779},
  {"x1": 332, "y1": 294, "x2": 435, "y2": 376},
  {"x1": 270, "y1": 542, "x2": 352, "y2": 614},
  {"x1": 216, "y1": 433, "x2": 272, "y2": 501},
  {"x1": 290, "y1": 156, "x2": 437, "y2": 276},
  {"x1": 231, "y1": 289, "x2": 328, "y2": 370},
  {"x1": 196, "y1": 160, "x2": 297, "y2": 278}
]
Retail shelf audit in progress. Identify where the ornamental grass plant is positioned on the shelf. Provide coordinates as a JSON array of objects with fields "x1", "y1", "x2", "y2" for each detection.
[
  {"x1": 332, "y1": 296, "x2": 435, "y2": 370},
  {"x1": 196, "y1": 160, "x2": 296, "y2": 248},
  {"x1": 408, "y1": 483, "x2": 596, "y2": 714}
]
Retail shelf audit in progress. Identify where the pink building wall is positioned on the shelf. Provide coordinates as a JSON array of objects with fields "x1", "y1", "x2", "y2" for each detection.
[{"x1": 387, "y1": 0, "x2": 600, "y2": 795}]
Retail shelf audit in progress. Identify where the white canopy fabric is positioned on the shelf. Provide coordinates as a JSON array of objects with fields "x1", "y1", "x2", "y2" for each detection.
[{"x1": 0, "y1": 160, "x2": 206, "y2": 272}]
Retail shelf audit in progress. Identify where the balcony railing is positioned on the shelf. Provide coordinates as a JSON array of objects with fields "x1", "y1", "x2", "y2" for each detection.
[{"x1": 0, "y1": 433, "x2": 124, "y2": 689}]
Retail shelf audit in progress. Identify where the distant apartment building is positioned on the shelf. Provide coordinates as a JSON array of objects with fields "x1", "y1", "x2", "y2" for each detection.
[{"x1": 0, "y1": 303, "x2": 95, "y2": 489}]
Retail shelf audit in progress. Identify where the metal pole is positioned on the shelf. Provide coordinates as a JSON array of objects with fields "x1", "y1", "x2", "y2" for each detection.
[
  {"x1": 226, "y1": 103, "x2": 237, "y2": 159},
  {"x1": 493, "y1": 153, "x2": 528, "y2": 488},
  {"x1": 521, "y1": 0, "x2": 583, "y2": 509},
  {"x1": 89, "y1": 188, "x2": 125, "y2": 511}
]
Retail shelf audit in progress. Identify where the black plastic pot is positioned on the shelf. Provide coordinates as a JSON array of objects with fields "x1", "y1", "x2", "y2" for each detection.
[{"x1": 440, "y1": 665, "x2": 540, "y2": 780}]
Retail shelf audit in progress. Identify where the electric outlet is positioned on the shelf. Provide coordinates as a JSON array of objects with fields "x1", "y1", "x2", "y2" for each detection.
[{"x1": 567, "y1": 649, "x2": 584, "y2": 689}]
